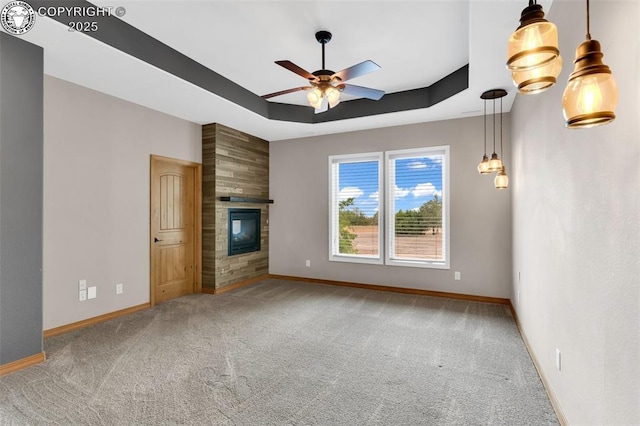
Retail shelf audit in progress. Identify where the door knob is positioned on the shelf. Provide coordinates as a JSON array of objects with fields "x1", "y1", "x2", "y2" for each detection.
[{"x1": 154, "y1": 237, "x2": 163, "y2": 243}]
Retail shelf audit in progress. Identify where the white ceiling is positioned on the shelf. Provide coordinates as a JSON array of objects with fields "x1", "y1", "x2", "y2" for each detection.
[{"x1": 17, "y1": 0, "x2": 553, "y2": 141}]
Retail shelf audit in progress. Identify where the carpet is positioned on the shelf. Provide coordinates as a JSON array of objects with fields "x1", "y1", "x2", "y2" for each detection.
[{"x1": 0, "y1": 278, "x2": 559, "y2": 425}]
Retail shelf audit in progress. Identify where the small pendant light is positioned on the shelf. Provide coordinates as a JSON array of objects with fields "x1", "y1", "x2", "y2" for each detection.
[
  {"x1": 495, "y1": 167, "x2": 509, "y2": 189},
  {"x1": 507, "y1": 1, "x2": 560, "y2": 72},
  {"x1": 486, "y1": 90, "x2": 506, "y2": 172},
  {"x1": 562, "y1": 0, "x2": 618, "y2": 128},
  {"x1": 494, "y1": 99, "x2": 509, "y2": 189},
  {"x1": 477, "y1": 97, "x2": 491, "y2": 174}
]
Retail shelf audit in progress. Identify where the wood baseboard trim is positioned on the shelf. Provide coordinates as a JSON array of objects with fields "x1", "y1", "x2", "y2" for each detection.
[
  {"x1": 43, "y1": 303, "x2": 151, "y2": 339},
  {"x1": 0, "y1": 351, "x2": 46, "y2": 377},
  {"x1": 268, "y1": 274, "x2": 510, "y2": 305},
  {"x1": 509, "y1": 304, "x2": 568, "y2": 426},
  {"x1": 203, "y1": 274, "x2": 269, "y2": 295}
]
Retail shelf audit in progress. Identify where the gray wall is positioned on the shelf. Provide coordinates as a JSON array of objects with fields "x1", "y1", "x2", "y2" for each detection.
[
  {"x1": 0, "y1": 33, "x2": 43, "y2": 364},
  {"x1": 270, "y1": 115, "x2": 512, "y2": 298},
  {"x1": 43, "y1": 77, "x2": 201, "y2": 330},
  {"x1": 510, "y1": 0, "x2": 639, "y2": 423}
]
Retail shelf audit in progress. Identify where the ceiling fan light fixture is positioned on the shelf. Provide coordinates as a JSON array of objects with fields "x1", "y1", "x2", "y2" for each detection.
[
  {"x1": 507, "y1": 1, "x2": 559, "y2": 72},
  {"x1": 263, "y1": 31, "x2": 383, "y2": 112},
  {"x1": 307, "y1": 87, "x2": 323, "y2": 109},
  {"x1": 325, "y1": 86, "x2": 341, "y2": 108}
]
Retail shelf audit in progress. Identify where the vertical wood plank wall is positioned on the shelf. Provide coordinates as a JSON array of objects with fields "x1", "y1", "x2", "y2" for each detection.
[{"x1": 202, "y1": 123, "x2": 269, "y2": 291}]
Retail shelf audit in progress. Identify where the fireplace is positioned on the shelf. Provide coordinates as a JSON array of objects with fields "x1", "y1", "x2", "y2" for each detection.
[{"x1": 228, "y1": 208, "x2": 261, "y2": 256}]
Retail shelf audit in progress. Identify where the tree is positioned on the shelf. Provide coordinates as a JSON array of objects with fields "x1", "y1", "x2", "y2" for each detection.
[
  {"x1": 419, "y1": 195, "x2": 442, "y2": 234},
  {"x1": 395, "y1": 195, "x2": 442, "y2": 236},
  {"x1": 338, "y1": 198, "x2": 358, "y2": 253}
]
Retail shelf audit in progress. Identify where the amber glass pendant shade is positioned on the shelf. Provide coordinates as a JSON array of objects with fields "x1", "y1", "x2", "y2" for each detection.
[
  {"x1": 562, "y1": 40, "x2": 618, "y2": 128},
  {"x1": 507, "y1": 2, "x2": 559, "y2": 71},
  {"x1": 477, "y1": 155, "x2": 491, "y2": 174},
  {"x1": 495, "y1": 167, "x2": 509, "y2": 189},
  {"x1": 512, "y1": 55, "x2": 562, "y2": 94}
]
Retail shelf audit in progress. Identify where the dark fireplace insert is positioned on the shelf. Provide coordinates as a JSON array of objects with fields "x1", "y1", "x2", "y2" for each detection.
[{"x1": 228, "y1": 208, "x2": 261, "y2": 256}]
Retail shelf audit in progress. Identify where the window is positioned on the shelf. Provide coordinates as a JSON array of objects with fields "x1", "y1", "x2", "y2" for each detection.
[
  {"x1": 386, "y1": 146, "x2": 449, "y2": 268},
  {"x1": 329, "y1": 146, "x2": 449, "y2": 269},
  {"x1": 329, "y1": 152, "x2": 383, "y2": 264}
]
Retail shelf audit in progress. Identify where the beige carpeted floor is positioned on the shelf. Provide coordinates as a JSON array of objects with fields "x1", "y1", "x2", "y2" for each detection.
[{"x1": 0, "y1": 278, "x2": 558, "y2": 425}]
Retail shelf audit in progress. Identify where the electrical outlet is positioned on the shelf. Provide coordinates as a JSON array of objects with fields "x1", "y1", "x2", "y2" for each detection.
[
  {"x1": 116, "y1": 283, "x2": 123, "y2": 295},
  {"x1": 305, "y1": 259, "x2": 311, "y2": 267},
  {"x1": 79, "y1": 289, "x2": 87, "y2": 301},
  {"x1": 556, "y1": 348, "x2": 562, "y2": 371},
  {"x1": 79, "y1": 279, "x2": 87, "y2": 291},
  {"x1": 88, "y1": 286, "x2": 97, "y2": 300},
  {"x1": 454, "y1": 271, "x2": 461, "y2": 280}
]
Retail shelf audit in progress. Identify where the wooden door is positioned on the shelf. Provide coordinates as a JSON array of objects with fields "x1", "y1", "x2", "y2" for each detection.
[{"x1": 150, "y1": 156, "x2": 202, "y2": 305}]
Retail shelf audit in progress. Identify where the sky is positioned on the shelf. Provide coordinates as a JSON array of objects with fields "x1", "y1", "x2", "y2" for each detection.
[{"x1": 338, "y1": 155, "x2": 443, "y2": 216}]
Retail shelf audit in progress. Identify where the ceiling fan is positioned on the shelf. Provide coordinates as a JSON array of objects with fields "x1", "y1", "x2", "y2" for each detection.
[{"x1": 262, "y1": 30, "x2": 385, "y2": 113}]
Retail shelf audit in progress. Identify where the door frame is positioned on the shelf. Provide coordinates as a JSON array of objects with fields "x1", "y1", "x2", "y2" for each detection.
[{"x1": 150, "y1": 155, "x2": 202, "y2": 306}]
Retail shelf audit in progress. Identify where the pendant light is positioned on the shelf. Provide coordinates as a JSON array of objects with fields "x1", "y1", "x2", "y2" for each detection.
[
  {"x1": 495, "y1": 167, "x2": 509, "y2": 189},
  {"x1": 494, "y1": 98, "x2": 509, "y2": 189},
  {"x1": 562, "y1": 0, "x2": 618, "y2": 128},
  {"x1": 507, "y1": 1, "x2": 559, "y2": 72},
  {"x1": 511, "y1": 54, "x2": 563, "y2": 94},
  {"x1": 477, "y1": 97, "x2": 490, "y2": 174},
  {"x1": 480, "y1": 89, "x2": 507, "y2": 173}
]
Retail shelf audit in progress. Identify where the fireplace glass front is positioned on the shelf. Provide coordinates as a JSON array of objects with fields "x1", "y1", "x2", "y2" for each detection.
[{"x1": 228, "y1": 208, "x2": 261, "y2": 256}]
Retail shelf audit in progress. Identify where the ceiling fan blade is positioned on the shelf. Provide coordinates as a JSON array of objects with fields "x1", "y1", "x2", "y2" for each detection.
[
  {"x1": 275, "y1": 60, "x2": 317, "y2": 81},
  {"x1": 332, "y1": 60, "x2": 381, "y2": 82},
  {"x1": 314, "y1": 97, "x2": 329, "y2": 114},
  {"x1": 262, "y1": 86, "x2": 310, "y2": 99},
  {"x1": 340, "y1": 84, "x2": 385, "y2": 101}
]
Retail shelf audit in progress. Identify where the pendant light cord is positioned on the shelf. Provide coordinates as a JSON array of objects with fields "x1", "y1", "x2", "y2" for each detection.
[
  {"x1": 586, "y1": 0, "x2": 591, "y2": 40},
  {"x1": 492, "y1": 98, "x2": 496, "y2": 154},
  {"x1": 483, "y1": 99, "x2": 487, "y2": 155},
  {"x1": 500, "y1": 97, "x2": 504, "y2": 160}
]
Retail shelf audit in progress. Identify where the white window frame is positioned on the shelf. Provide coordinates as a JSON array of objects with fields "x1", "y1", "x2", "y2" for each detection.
[
  {"x1": 385, "y1": 146, "x2": 450, "y2": 269},
  {"x1": 328, "y1": 146, "x2": 450, "y2": 270},
  {"x1": 328, "y1": 152, "x2": 383, "y2": 265}
]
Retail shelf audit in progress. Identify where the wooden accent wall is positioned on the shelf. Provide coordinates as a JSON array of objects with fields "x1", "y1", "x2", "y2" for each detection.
[{"x1": 202, "y1": 123, "x2": 269, "y2": 291}]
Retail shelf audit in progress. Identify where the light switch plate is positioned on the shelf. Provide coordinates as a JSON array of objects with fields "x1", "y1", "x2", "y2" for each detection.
[
  {"x1": 79, "y1": 279, "x2": 87, "y2": 291},
  {"x1": 88, "y1": 286, "x2": 97, "y2": 299}
]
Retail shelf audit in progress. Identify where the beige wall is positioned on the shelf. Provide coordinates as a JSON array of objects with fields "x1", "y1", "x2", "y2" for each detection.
[
  {"x1": 511, "y1": 0, "x2": 640, "y2": 423},
  {"x1": 270, "y1": 115, "x2": 512, "y2": 298},
  {"x1": 43, "y1": 77, "x2": 201, "y2": 330}
]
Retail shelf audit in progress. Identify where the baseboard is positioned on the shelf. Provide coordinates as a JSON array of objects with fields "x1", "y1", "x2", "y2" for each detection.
[
  {"x1": 509, "y1": 304, "x2": 568, "y2": 426},
  {"x1": 43, "y1": 303, "x2": 151, "y2": 338},
  {"x1": 202, "y1": 274, "x2": 269, "y2": 295},
  {"x1": 0, "y1": 351, "x2": 46, "y2": 377},
  {"x1": 268, "y1": 274, "x2": 510, "y2": 305}
]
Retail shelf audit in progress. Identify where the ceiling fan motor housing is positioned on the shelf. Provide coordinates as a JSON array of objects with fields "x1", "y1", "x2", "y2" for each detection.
[{"x1": 315, "y1": 31, "x2": 332, "y2": 45}]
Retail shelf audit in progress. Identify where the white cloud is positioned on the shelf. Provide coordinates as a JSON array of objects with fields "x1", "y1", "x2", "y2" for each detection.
[
  {"x1": 412, "y1": 183, "x2": 441, "y2": 198},
  {"x1": 407, "y1": 161, "x2": 428, "y2": 169},
  {"x1": 369, "y1": 191, "x2": 379, "y2": 202},
  {"x1": 339, "y1": 186, "x2": 364, "y2": 201},
  {"x1": 394, "y1": 185, "x2": 410, "y2": 199}
]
